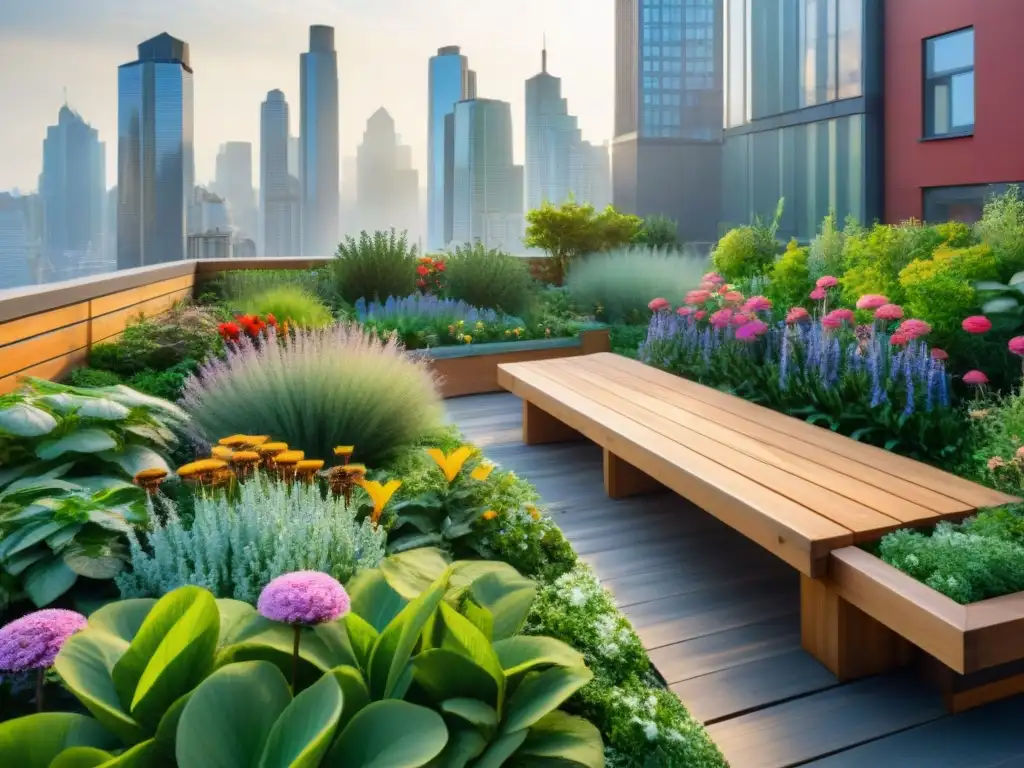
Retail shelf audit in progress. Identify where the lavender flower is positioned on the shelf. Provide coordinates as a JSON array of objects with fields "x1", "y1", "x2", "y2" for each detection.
[
  {"x1": 258, "y1": 570, "x2": 350, "y2": 626},
  {"x1": 0, "y1": 609, "x2": 87, "y2": 672},
  {"x1": 355, "y1": 294, "x2": 504, "y2": 325}
]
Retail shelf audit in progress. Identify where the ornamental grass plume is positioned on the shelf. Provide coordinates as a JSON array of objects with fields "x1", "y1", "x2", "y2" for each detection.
[
  {"x1": 962, "y1": 315, "x2": 993, "y2": 334},
  {"x1": 0, "y1": 609, "x2": 87, "y2": 711}
]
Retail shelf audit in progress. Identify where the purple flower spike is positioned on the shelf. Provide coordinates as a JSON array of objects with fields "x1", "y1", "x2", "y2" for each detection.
[
  {"x1": 0, "y1": 609, "x2": 87, "y2": 671},
  {"x1": 258, "y1": 571, "x2": 350, "y2": 626}
]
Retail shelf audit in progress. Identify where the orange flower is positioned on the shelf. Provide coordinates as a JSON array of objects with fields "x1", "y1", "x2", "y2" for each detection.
[
  {"x1": 427, "y1": 446, "x2": 473, "y2": 483},
  {"x1": 481, "y1": 510, "x2": 498, "y2": 521},
  {"x1": 527, "y1": 505, "x2": 541, "y2": 521},
  {"x1": 470, "y1": 462, "x2": 495, "y2": 482},
  {"x1": 358, "y1": 478, "x2": 402, "y2": 524}
]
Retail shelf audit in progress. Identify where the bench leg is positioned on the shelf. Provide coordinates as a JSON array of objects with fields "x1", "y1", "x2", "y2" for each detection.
[
  {"x1": 918, "y1": 654, "x2": 1024, "y2": 714},
  {"x1": 522, "y1": 400, "x2": 583, "y2": 445},
  {"x1": 603, "y1": 449, "x2": 663, "y2": 498},
  {"x1": 800, "y1": 575, "x2": 912, "y2": 681}
]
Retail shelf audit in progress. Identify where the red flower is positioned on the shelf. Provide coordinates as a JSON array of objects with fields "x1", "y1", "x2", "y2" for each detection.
[
  {"x1": 962, "y1": 315, "x2": 992, "y2": 334},
  {"x1": 963, "y1": 369, "x2": 988, "y2": 385},
  {"x1": 416, "y1": 279, "x2": 427, "y2": 288},
  {"x1": 218, "y1": 322, "x2": 240, "y2": 340},
  {"x1": 417, "y1": 265, "x2": 430, "y2": 276},
  {"x1": 266, "y1": 313, "x2": 277, "y2": 326},
  {"x1": 435, "y1": 261, "x2": 446, "y2": 272}
]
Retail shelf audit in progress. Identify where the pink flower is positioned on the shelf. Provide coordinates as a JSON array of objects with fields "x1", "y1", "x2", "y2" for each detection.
[
  {"x1": 1016, "y1": 446, "x2": 1024, "y2": 460},
  {"x1": 685, "y1": 289, "x2": 711, "y2": 305},
  {"x1": 962, "y1": 315, "x2": 992, "y2": 334},
  {"x1": 735, "y1": 320, "x2": 768, "y2": 342},
  {"x1": 257, "y1": 571, "x2": 350, "y2": 626},
  {"x1": 702, "y1": 272, "x2": 725, "y2": 285},
  {"x1": 809, "y1": 287, "x2": 827, "y2": 301},
  {"x1": 874, "y1": 303, "x2": 904, "y2": 321},
  {"x1": 821, "y1": 314, "x2": 843, "y2": 330},
  {"x1": 741, "y1": 296, "x2": 773, "y2": 313},
  {"x1": 723, "y1": 291, "x2": 744, "y2": 304},
  {"x1": 963, "y1": 370, "x2": 989, "y2": 386},
  {"x1": 1009, "y1": 336, "x2": 1024, "y2": 356},
  {"x1": 709, "y1": 308, "x2": 733, "y2": 329},
  {"x1": 890, "y1": 332, "x2": 910, "y2": 346},
  {"x1": 830, "y1": 308, "x2": 855, "y2": 324},
  {"x1": 731, "y1": 312, "x2": 750, "y2": 327},
  {"x1": 988, "y1": 456, "x2": 1007, "y2": 471},
  {"x1": 897, "y1": 319, "x2": 931, "y2": 339},
  {"x1": 0, "y1": 609, "x2": 87, "y2": 671},
  {"x1": 931, "y1": 348, "x2": 948, "y2": 361},
  {"x1": 648, "y1": 297, "x2": 670, "y2": 312},
  {"x1": 676, "y1": 306, "x2": 692, "y2": 317},
  {"x1": 816, "y1": 276, "x2": 839, "y2": 289},
  {"x1": 856, "y1": 294, "x2": 889, "y2": 310},
  {"x1": 785, "y1": 307, "x2": 809, "y2": 325},
  {"x1": 694, "y1": 310, "x2": 707, "y2": 320}
]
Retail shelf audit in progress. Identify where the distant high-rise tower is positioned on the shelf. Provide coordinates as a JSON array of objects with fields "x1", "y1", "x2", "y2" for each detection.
[
  {"x1": 427, "y1": 46, "x2": 475, "y2": 250},
  {"x1": 41, "y1": 105, "x2": 107, "y2": 281},
  {"x1": 0, "y1": 193, "x2": 42, "y2": 290},
  {"x1": 261, "y1": 89, "x2": 301, "y2": 257},
  {"x1": 356, "y1": 107, "x2": 419, "y2": 241},
  {"x1": 451, "y1": 98, "x2": 523, "y2": 251},
  {"x1": 117, "y1": 32, "x2": 194, "y2": 269},
  {"x1": 214, "y1": 142, "x2": 257, "y2": 242},
  {"x1": 613, "y1": 0, "x2": 722, "y2": 242},
  {"x1": 300, "y1": 25, "x2": 340, "y2": 256}
]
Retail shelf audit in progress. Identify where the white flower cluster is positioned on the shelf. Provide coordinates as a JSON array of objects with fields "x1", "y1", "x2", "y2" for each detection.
[
  {"x1": 549, "y1": 566, "x2": 642, "y2": 664},
  {"x1": 607, "y1": 688, "x2": 687, "y2": 745}
]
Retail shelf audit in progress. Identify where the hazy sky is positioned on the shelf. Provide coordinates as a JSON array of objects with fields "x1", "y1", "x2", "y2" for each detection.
[{"x1": 0, "y1": 0, "x2": 614, "y2": 192}]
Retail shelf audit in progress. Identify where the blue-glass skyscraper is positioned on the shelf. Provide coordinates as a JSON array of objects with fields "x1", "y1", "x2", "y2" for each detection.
[
  {"x1": 117, "y1": 33, "x2": 194, "y2": 269},
  {"x1": 525, "y1": 45, "x2": 578, "y2": 212},
  {"x1": 427, "y1": 46, "x2": 476, "y2": 251},
  {"x1": 300, "y1": 25, "x2": 340, "y2": 257}
]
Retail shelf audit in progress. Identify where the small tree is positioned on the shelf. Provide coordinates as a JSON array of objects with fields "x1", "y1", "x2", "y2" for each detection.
[
  {"x1": 524, "y1": 199, "x2": 643, "y2": 283},
  {"x1": 633, "y1": 214, "x2": 681, "y2": 250}
]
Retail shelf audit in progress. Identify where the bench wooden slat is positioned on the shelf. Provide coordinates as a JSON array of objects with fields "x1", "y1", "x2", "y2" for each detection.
[
  {"x1": 498, "y1": 362, "x2": 853, "y2": 576},
  {"x1": 590, "y1": 353, "x2": 1016, "y2": 510},
  {"x1": 535, "y1": 359, "x2": 906, "y2": 538}
]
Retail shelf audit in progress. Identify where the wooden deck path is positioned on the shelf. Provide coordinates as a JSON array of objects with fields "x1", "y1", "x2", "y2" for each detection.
[{"x1": 447, "y1": 392, "x2": 1024, "y2": 768}]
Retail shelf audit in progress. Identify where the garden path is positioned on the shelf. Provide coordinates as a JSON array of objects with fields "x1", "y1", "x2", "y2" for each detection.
[{"x1": 447, "y1": 392, "x2": 1024, "y2": 768}]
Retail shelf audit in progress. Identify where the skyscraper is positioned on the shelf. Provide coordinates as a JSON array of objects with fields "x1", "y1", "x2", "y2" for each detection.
[
  {"x1": 117, "y1": 32, "x2": 195, "y2": 269},
  {"x1": 613, "y1": 0, "x2": 723, "y2": 243},
  {"x1": 356, "y1": 107, "x2": 419, "y2": 240},
  {"x1": 40, "y1": 105, "x2": 107, "y2": 281},
  {"x1": 260, "y1": 89, "x2": 301, "y2": 257},
  {"x1": 214, "y1": 141, "x2": 257, "y2": 242},
  {"x1": 427, "y1": 46, "x2": 475, "y2": 250},
  {"x1": 571, "y1": 141, "x2": 612, "y2": 210},
  {"x1": 299, "y1": 25, "x2": 340, "y2": 256},
  {"x1": 451, "y1": 98, "x2": 523, "y2": 251},
  {"x1": 525, "y1": 44, "x2": 578, "y2": 212},
  {"x1": 0, "y1": 193, "x2": 42, "y2": 290}
]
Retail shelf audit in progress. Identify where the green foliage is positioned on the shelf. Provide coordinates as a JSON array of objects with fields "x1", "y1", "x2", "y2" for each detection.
[
  {"x1": 179, "y1": 324, "x2": 443, "y2": 467},
  {"x1": 443, "y1": 243, "x2": 535, "y2": 316},
  {"x1": 125, "y1": 359, "x2": 200, "y2": 402},
  {"x1": 807, "y1": 212, "x2": 852, "y2": 280},
  {"x1": 524, "y1": 199, "x2": 644, "y2": 284},
  {"x1": 767, "y1": 240, "x2": 813, "y2": 310},
  {"x1": 238, "y1": 285, "x2": 334, "y2": 329},
  {"x1": 711, "y1": 199, "x2": 783, "y2": 282},
  {"x1": 899, "y1": 244, "x2": 1000, "y2": 338},
  {"x1": 209, "y1": 267, "x2": 333, "y2": 306},
  {"x1": 332, "y1": 228, "x2": 418, "y2": 304},
  {"x1": 67, "y1": 368, "x2": 123, "y2": 389},
  {"x1": 975, "y1": 185, "x2": 1024, "y2": 277},
  {"x1": 566, "y1": 247, "x2": 708, "y2": 324},
  {"x1": 118, "y1": 473, "x2": 387, "y2": 601},
  {"x1": 632, "y1": 214, "x2": 681, "y2": 250},
  {"x1": 608, "y1": 324, "x2": 649, "y2": 359},
  {"x1": 962, "y1": 390, "x2": 1024, "y2": 495}
]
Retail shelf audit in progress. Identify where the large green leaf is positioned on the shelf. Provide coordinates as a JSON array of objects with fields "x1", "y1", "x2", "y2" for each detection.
[
  {"x1": 368, "y1": 576, "x2": 446, "y2": 699},
  {"x1": 97, "y1": 446, "x2": 171, "y2": 479},
  {"x1": 41, "y1": 395, "x2": 131, "y2": 421},
  {"x1": 343, "y1": 612, "x2": 379, "y2": 672},
  {"x1": 513, "y1": 710, "x2": 605, "y2": 767},
  {"x1": 347, "y1": 568, "x2": 408, "y2": 632},
  {"x1": 431, "y1": 604, "x2": 504, "y2": 696},
  {"x1": 23, "y1": 556, "x2": 79, "y2": 607},
  {"x1": 176, "y1": 661, "x2": 288, "y2": 768},
  {"x1": 427, "y1": 728, "x2": 487, "y2": 768},
  {"x1": 88, "y1": 598, "x2": 157, "y2": 644},
  {"x1": 63, "y1": 535, "x2": 129, "y2": 580},
  {"x1": 258, "y1": 672, "x2": 343, "y2": 768},
  {"x1": 48, "y1": 746, "x2": 116, "y2": 768},
  {"x1": 100, "y1": 385, "x2": 188, "y2": 421},
  {"x1": 502, "y1": 666, "x2": 593, "y2": 734},
  {"x1": 467, "y1": 571, "x2": 537, "y2": 641},
  {"x1": 440, "y1": 698, "x2": 499, "y2": 729},
  {"x1": 0, "y1": 714, "x2": 117, "y2": 768},
  {"x1": 2, "y1": 547, "x2": 48, "y2": 576},
  {"x1": 0, "y1": 518, "x2": 68, "y2": 558},
  {"x1": 325, "y1": 700, "x2": 448, "y2": 767},
  {"x1": 378, "y1": 547, "x2": 452, "y2": 599},
  {"x1": 328, "y1": 665, "x2": 370, "y2": 732},
  {"x1": 492, "y1": 636, "x2": 586, "y2": 680},
  {"x1": 0, "y1": 476, "x2": 83, "y2": 502},
  {"x1": 217, "y1": 619, "x2": 341, "y2": 679},
  {"x1": 0, "y1": 402, "x2": 58, "y2": 437},
  {"x1": 36, "y1": 430, "x2": 118, "y2": 460},
  {"x1": 472, "y1": 730, "x2": 528, "y2": 768},
  {"x1": 412, "y1": 649, "x2": 499, "y2": 705}
]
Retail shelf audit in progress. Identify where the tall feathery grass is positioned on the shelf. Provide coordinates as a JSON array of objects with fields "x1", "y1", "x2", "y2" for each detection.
[
  {"x1": 179, "y1": 324, "x2": 443, "y2": 466},
  {"x1": 566, "y1": 246, "x2": 709, "y2": 324}
]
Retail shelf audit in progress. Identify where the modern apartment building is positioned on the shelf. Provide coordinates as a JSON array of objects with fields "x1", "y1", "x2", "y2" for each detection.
[{"x1": 299, "y1": 25, "x2": 340, "y2": 256}]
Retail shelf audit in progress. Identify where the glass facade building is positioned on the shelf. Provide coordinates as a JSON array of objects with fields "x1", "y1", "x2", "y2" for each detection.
[
  {"x1": 261, "y1": 90, "x2": 301, "y2": 257},
  {"x1": 300, "y1": 25, "x2": 340, "y2": 257},
  {"x1": 721, "y1": 0, "x2": 882, "y2": 241},
  {"x1": 117, "y1": 33, "x2": 194, "y2": 270},
  {"x1": 427, "y1": 47, "x2": 474, "y2": 250}
]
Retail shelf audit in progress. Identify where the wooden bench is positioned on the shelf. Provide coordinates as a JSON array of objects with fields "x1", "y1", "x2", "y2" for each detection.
[{"x1": 497, "y1": 352, "x2": 1019, "y2": 703}]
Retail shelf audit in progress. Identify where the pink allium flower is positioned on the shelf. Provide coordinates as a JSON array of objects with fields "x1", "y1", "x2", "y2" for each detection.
[
  {"x1": 809, "y1": 287, "x2": 827, "y2": 301},
  {"x1": 816, "y1": 276, "x2": 839, "y2": 289},
  {"x1": 831, "y1": 308, "x2": 855, "y2": 324},
  {"x1": 0, "y1": 609, "x2": 87, "y2": 671},
  {"x1": 897, "y1": 319, "x2": 931, "y2": 339},
  {"x1": 1009, "y1": 336, "x2": 1024, "y2": 356},
  {"x1": 930, "y1": 348, "x2": 948, "y2": 361},
  {"x1": 257, "y1": 571, "x2": 350, "y2": 626},
  {"x1": 709, "y1": 308, "x2": 733, "y2": 329},
  {"x1": 962, "y1": 315, "x2": 992, "y2": 334},
  {"x1": 694, "y1": 310, "x2": 707, "y2": 320},
  {"x1": 685, "y1": 289, "x2": 711, "y2": 305},
  {"x1": 730, "y1": 312, "x2": 750, "y2": 327},
  {"x1": 988, "y1": 456, "x2": 1007, "y2": 471},
  {"x1": 856, "y1": 294, "x2": 889, "y2": 310},
  {"x1": 723, "y1": 290, "x2": 744, "y2": 304},
  {"x1": 874, "y1": 303, "x2": 904, "y2": 321},
  {"x1": 889, "y1": 332, "x2": 910, "y2": 346},
  {"x1": 785, "y1": 307, "x2": 809, "y2": 325},
  {"x1": 821, "y1": 314, "x2": 843, "y2": 330},
  {"x1": 676, "y1": 306, "x2": 692, "y2": 317},
  {"x1": 741, "y1": 296, "x2": 773, "y2": 313},
  {"x1": 698, "y1": 281, "x2": 714, "y2": 291},
  {"x1": 702, "y1": 272, "x2": 725, "y2": 285},
  {"x1": 735, "y1": 320, "x2": 768, "y2": 342},
  {"x1": 963, "y1": 370, "x2": 989, "y2": 386},
  {"x1": 648, "y1": 297, "x2": 670, "y2": 312}
]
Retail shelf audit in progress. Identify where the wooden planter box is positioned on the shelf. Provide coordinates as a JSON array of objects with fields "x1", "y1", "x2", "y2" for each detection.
[
  {"x1": 803, "y1": 546, "x2": 1024, "y2": 712},
  {"x1": 425, "y1": 327, "x2": 611, "y2": 398}
]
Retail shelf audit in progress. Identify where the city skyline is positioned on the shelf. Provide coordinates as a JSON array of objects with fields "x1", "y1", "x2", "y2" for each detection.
[{"x1": 0, "y1": 0, "x2": 614, "y2": 192}]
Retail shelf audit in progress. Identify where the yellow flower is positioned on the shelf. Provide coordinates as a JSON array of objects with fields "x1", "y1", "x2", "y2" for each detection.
[
  {"x1": 257, "y1": 442, "x2": 289, "y2": 454},
  {"x1": 427, "y1": 446, "x2": 473, "y2": 483},
  {"x1": 211, "y1": 445, "x2": 234, "y2": 460},
  {"x1": 134, "y1": 468, "x2": 168, "y2": 481},
  {"x1": 482, "y1": 510, "x2": 498, "y2": 521},
  {"x1": 333, "y1": 445, "x2": 355, "y2": 462},
  {"x1": 342, "y1": 463, "x2": 367, "y2": 475},
  {"x1": 296, "y1": 459, "x2": 325, "y2": 472},
  {"x1": 463, "y1": 335, "x2": 473, "y2": 343},
  {"x1": 231, "y1": 451, "x2": 261, "y2": 463},
  {"x1": 358, "y1": 478, "x2": 402, "y2": 524},
  {"x1": 273, "y1": 450, "x2": 305, "y2": 465},
  {"x1": 243, "y1": 435, "x2": 270, "y2": 447},
  {"x1": 527, "y1": 505, "x2": 541, "y2": 521},
  {"x1": 218, "y1": 435, "x2": 249, "y2": 447},
  {"x1": 177, "y1": 459, "x2": 227, "y2": 478},
  {"x1": 471, "y1": 462, "x2": 495, "y2": 482}
]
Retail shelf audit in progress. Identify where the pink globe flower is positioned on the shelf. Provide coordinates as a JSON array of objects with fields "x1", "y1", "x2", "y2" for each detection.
[
  {"x1": 830, "y1": 308, "x2": 855, "y2": 324},
  {"x1": 648, "y1": 297, "x2": 670, "y2": 312},
  {"x1": 897, "y1": 319, "x2": 931, "y2": 339},
  {"x1": 0, "y1": 609, "x2": 87, "y2": 672},
  {"x1": 821, "y1": 314, "x2": 843, "y2": 330},
  {"x1": 931, "y1": 348, "x2": 949, "y2": 361},
  {"x1": 856, "y1": 294, "x2": 890, "y2": 310},
  {"x1": 702, "y1": 272, "x2": 725, "y2": 285},
  {"x1": 709, "y1": 308, "x2": 733, "y2": 329},
  {"x1": 809, "y1": 287, "x2": 827, "y2": 301},
  {"x1": 963, "y1": 370, "x2": 989, "y2": 386},
  {"x1": 735, "y1": 319, "x2": 768, "y2": 342},
  {"x1": 694, "y1": 310, "x2": 707, "y2": 320},
  {"x1": 685, "y1": 289, "x2": 711, "y2": 305},
  {"x1": 962, "y1": 315, "x2": 992, "y2": 334},
  {"x1": 741, "y1": 296, "x2": 773, "y2": 313},
  {"x1": 1009, "y1": 336, "x2": 1024, "y2": 356},
  {"x1": 257, "y1": 571, "x2": 350, "y2": 626},
  {"x1": 785, "y1": 307, "x2": 809, "y2": 325},
  {"x1": 731, "y1": 312, "x2": 750, "y2": 327},
  {"x1": 723, "y1": 290, "x2": 744, "y2": 304},
  {"x1": 874, "y1": 304, "x2": 904, "y2": 321},
  {"x1": 816, "y1": 276, "x2": 839, "y2": 289},
  {"x1": 890, "y1": 332, "x2": 910, "y2": 347},
  {"x1": 676, "y1": 306, "x2": 692, "y2": 317}
]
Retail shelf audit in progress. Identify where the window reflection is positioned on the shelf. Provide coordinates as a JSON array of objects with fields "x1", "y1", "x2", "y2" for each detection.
[{"x1": 924, "y1": 28, "x2": 975, "y2": 137}]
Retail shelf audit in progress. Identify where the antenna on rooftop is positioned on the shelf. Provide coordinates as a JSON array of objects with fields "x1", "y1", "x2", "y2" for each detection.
[{"x1": 542, "y1": 33, "x2": 547, "y2": 73}]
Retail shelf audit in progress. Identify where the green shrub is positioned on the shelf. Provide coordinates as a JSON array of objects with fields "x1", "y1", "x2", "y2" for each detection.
[
  {"x1": 239, "y1": 285, "x2": 334, "y2": 328},
  {"x1": 807, "y1": 212, "x2": 852, "y2": 280},
  {"x1": 127, "y1": 359, "x2": 200, "y2": 401},
  {"x1": 963, "y1": 390, "x2": 1024, "y2": 493},
  {"x1": 609, "y1": 324, "x2": 648, "y2": 358},
  {"x1": 567, "y1": 247, "x2": 708, "y2": 324},
  {"x1": 899, "y1": 244, "x2": 999, "y2": 335},
  {"x1": 332, "y1": 228, "x2": 417, "y2": 304},
  {"x1": 711, "y1": 199, "x2": 783, "y2": 282},
  {"x1": 839, "y1": 221, "x2": 952, "y2": 306},
  {"x1": 67, "y1": 367, "x2": 122, "y2": 388},
  {"x1": 633, "y1": 214, "x2": 681, "y2": 250},
  {"x1": 767, "y1": 239, "x2": 813, "y2": 310},
  {"x1": 211, "y1": 267, "x2": 330, "y2": 304},
  {"x1": 976, "y1": 186, "x2": 1024, "y2": 278},
  {"x1": 179, "y1": 324, "x2": 443, "y2": 467},
  {"x1": 442, "y1": 242, "x2": 534, "y2": 316}
]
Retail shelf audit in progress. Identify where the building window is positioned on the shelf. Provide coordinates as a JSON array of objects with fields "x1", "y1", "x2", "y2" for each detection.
[
  {"x1": 923, "y1": 183, "x2": 1019, "y2": 224},
  {"x1": 924, "y1": 28, "x2": 974, "y2": 137}
]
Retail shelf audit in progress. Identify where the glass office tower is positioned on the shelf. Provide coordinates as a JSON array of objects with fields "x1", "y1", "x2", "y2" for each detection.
[{"x1": 300, "y1": 25, "x2": 340, "y2": 257}]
